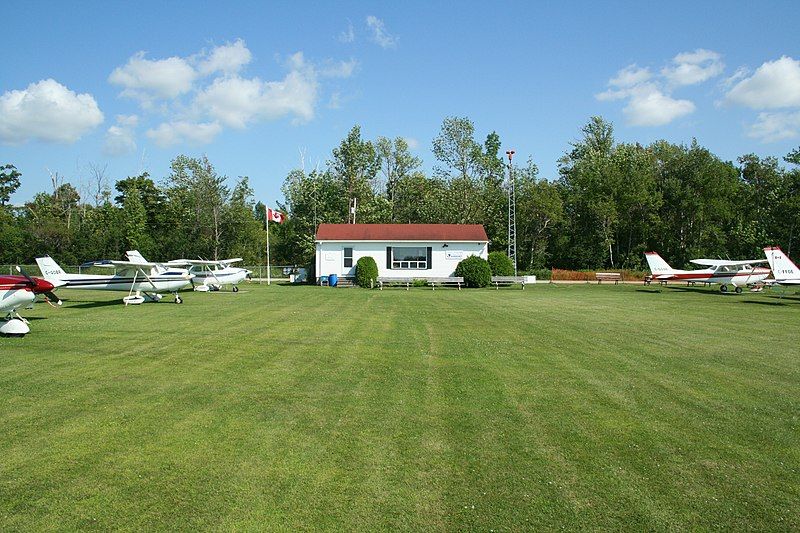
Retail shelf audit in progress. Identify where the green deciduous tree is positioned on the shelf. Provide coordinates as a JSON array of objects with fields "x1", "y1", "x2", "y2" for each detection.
[{"x1": 0, "y1": 164, "x2": 22, "y2": 206}]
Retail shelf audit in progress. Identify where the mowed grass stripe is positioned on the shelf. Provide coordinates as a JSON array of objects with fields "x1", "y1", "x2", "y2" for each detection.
[{"x1": 1, "y1": 283, "x2": 798, "y2": 530}]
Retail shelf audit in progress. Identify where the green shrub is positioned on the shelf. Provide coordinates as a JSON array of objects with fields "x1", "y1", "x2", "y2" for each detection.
[
  {"x1": 412, "y1": 278, "x2": 428, "y2": 287},
  {"x1": 487, "y1": 251, "x2": 514, "y2": 276},
  {"x1": 355, "y1": 256, "x2": 379, "y2": 288},
  {"x1": 454, "y1": 255, "x2": 492, "y2": 288},
  {"x1": 529, "y1": 268, "x2": 552, "y2": 281}
]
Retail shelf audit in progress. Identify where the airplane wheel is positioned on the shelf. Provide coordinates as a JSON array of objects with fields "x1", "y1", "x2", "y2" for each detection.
[
  {"x1": 175, "y1": 296, "x2": 183, "y2": 304},
  {"x1": 233, "y1": 286, "x2": 239, "y2": 293},
  {"x1": 735, "y1": 287, "x2": 743, "y2": 294},
  {"x1": 720, "y1": 285, "x2": 728, "y2": 293}
]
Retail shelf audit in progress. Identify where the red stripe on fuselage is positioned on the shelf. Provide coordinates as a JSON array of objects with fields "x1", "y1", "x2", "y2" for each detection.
[{"x1": 0, "y1": 284, "x2": 33, "y2": 291}]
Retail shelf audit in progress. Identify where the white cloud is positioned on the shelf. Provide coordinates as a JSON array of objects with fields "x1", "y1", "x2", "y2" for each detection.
[
  {"x1": 146, "y1": 120, "x2": 222, "y2": 147},
  {"x1": 109, "y1": 51, "x2": 197, "y2": 101},
  {"x1": 596, "y1": 51, "x2": 718, "y2": 127},
  {"x1": 609, "y1": 64, "x2": 652, "y2": 88},
  {"x1": 0, "y1": 79, "x2": 103, "y2": 144},
  {"x1": 623, "y1": 84, "x2": 695, "y2": 126},
  {"x1": 725, "y1": 56, "x2": 800, "y2": 109},
  {"x1": 198, "y1": 39, "x2": 252, "y2": 76},
  {"x1": 328, "y1": 92, "x2": 342, "y2": 109},
  {"x1": 320, "y1": 59, "x2": 358, "y2": 78},
  {"x1": 662, "y1": 49, "x2": 724, "y2": 86},
  {"x1": 103, "y1": 115, "x2": 138, "y2": 156},
  {"x1": 338, "y1": 21, "x2": 355, "y2": 43},
  {"x1": 595, "y1": 88, "x2": 627, "y2": 102},
  {"x1": 404, "y1": 137, "x2": 420, "y2": 150},
  {"x1": 366, "y1": 15, "x2": 397, "y2": 49},
  {"x1": 721, "y1": 66, "x2": 749, "y2": 89},
  {"x1": 194, "y1": 52, "x2": 318, "y2": 127},
  {"x1": 747, "y1": 111, "x2": 800, "y2": 143},
  {"x1": 108, "y1": 42, "x2": 349, "y2": 147},
  {"x1": 596, "y1": 80, "x2": 695, "y2": 127}
]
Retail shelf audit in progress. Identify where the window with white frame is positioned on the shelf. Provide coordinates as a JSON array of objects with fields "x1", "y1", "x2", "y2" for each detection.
[{"x1": 392, "y1": 247, "x2": 427, "y2": 269}]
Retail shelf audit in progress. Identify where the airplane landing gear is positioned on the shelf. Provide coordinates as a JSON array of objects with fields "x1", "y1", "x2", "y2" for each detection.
[
  {"x1": 233, "y1": 285, "x2": 239, "y2": 293},
  {"x1": 1, "y1": 318, "x2": 29, "y2": 337},
  {"x1": 734, "y1": 286, "x2": 743, "y2": 294},
  {"x1": 720, "y1": 284, "x2": 729, "y2": 293},
  {"x1": 174, "y1": 294, "x2": 183, "y2": 304}
]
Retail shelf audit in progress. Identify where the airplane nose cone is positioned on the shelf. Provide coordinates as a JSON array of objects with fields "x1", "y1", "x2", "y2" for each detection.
[{"x1": 34, "y1": 278, "x2": 56, "y2": 293}]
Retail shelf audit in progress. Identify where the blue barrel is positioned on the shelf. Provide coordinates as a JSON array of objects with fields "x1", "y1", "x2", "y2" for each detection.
[{"x1": 329, "y1": 274, "x2": 338, "y2": 287}]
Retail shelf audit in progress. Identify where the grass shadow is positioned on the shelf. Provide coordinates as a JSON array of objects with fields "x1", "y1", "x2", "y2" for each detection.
[
  {"x1": 664, "y1": 286, "x2": 728, "y2": 296},
  {"x1": 739, "y1": 300, "x2": 787, "y2": 307},
  {"x1": 66, "y1": 300, "x2": 125, "y2": 310}
]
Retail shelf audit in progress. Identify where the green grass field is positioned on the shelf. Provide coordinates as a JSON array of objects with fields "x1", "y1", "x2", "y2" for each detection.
[{"x1": 2, "y1": 283, "x2": 798, "y2": 530}]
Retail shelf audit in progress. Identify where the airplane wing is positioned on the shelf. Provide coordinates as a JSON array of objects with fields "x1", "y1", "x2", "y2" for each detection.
[
  {"x1": 690, "y1": 258, "x2": 769, "y2": 266},
  {"x1": 90, "y1": 260, "x2": 165, "y2": 269},
  {"x1": 168, "y1": 258, "x2": 243, "y2": 266},
  {"x1": 163, "y1": 259, "x2": 191, "y2": 267}
]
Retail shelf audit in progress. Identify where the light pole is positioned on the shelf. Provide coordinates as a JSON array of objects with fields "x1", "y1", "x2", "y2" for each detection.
[{"x1": 505, "y1": 150, "x2": 517, "y2": 277}]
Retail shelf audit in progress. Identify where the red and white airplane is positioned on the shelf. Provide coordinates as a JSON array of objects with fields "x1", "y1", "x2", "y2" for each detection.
[
  {"x1": 1, "y1": 267, "x2": 63, "y2": 336},
  {"x1": 763, "y1": 246, "x2": 800, "y2": 286},
  {"x1": 645, "y1": 251, "x2": 770, "y2": 293}
]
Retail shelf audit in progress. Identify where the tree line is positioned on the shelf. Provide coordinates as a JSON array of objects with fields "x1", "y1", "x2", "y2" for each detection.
[
  {"x1": 1, "y1": 116, "x2": 798, "y2": 271},
  {"x1": 276, "y1": 117, "x2": 800, "y2": 271},
  {"x1": 0, "y1": 157, "x2": 267, "y2": 266}
]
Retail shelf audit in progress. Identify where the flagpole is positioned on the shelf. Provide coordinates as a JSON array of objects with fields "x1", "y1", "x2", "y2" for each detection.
[{"x1": 266, "y1": 205, "x2": 271, "y2": 286}]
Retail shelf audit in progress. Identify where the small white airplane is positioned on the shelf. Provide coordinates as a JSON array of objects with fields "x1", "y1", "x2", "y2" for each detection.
[
  {"x1": 1, "y1": 267, "x2": 64, "y2": 336},
  {"x1": 645, "y1": 251, "x2": 771, "y2": 293},
  {"x1": 127, "y1": 251, "x2": 251, "y2": 292},
  {"x1": 763, "y1": 246, "x2": 800, "y2": 286},
  {"x1": 36, "y1": 254, "x2": 192, "y2": 305}
]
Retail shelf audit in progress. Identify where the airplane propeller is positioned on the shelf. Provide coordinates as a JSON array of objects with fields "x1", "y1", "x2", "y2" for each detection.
[
  {"x1": 16, "y1": 265, "x2": 63, "y2": 307},
  {"x1": 15, "y1": 265, "x2": 36, "y2": 286}
]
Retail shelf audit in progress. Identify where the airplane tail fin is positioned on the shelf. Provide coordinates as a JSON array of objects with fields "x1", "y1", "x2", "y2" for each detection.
[
  {"x1": 35, "y1": 256, "x2": 67, "y2": 280},
  {"x1": 644, "y1": 251, "x2": 674, "y2": 275},
  {"x1": 126, "y1": 250, "x2": 148, "y2": 264},
  {"x1": 764, "y1": 247, "x2": 800, "y2": 281}
]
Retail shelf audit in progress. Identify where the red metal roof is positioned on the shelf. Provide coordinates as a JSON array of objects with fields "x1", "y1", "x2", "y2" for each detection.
[{"x1": 316, "y1": 224, "x2": 489, "y2": 242}]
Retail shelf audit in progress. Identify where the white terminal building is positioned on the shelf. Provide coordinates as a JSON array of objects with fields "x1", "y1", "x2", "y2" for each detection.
[{"x1": 315, "y1": 224, "x2": 489, "y2": 281}]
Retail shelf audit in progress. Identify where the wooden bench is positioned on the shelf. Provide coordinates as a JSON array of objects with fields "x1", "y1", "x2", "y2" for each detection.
[
  {"x1": 427, "y1": 277, "x2": 464, "y2": 290},
  {"x1": 377, "y1": 277, "x2": 416, "y2": 290},
  {"x1": 595, "y1": 272, "x2": 622, "y2": 284},
  {"x1": 491, "y1": 276, "x2": 527, "y2": 289},
  {"x1": 376, "y1": 277, "x2": 464, "y2": 290}
]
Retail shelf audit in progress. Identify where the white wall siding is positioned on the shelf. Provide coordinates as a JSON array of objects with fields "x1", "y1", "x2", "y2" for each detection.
[{"x1": 316, "y1": 241, "x2": 488, "y2": 279}]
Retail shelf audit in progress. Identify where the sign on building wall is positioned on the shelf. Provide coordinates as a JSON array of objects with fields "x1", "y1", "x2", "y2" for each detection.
[{"x1": 445, "y1": 251, "x2": 464, "y2": 261}]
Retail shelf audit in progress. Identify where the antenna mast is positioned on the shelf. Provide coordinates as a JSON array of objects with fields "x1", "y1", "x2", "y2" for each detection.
[{"x1": 506, "y1": 150, "x2": 517, "y2": 276}]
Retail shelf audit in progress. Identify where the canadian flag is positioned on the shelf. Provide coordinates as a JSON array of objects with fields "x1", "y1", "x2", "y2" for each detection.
[{"x1": 266, "y1": 207, "x2": 286, "y2": 224}]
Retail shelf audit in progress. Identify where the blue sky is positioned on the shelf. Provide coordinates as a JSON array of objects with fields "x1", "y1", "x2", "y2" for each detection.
[{"x1": 3, "y1": 1, "x2": 800, "y2": 204}]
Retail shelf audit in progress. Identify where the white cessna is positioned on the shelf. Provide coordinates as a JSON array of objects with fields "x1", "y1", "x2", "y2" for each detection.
[
  {"x1": 170, "y1": 258, "x2": 251, "y2": 292},
  {"x1": 128, "y1": 251, "x2": 251, "y2": 292},
  {"x1": 36, "y1": 254, "x2": 192, "y2": 305},
  {"x1": 645, "y1": 251, "x2": 771, "y2": 293}
]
